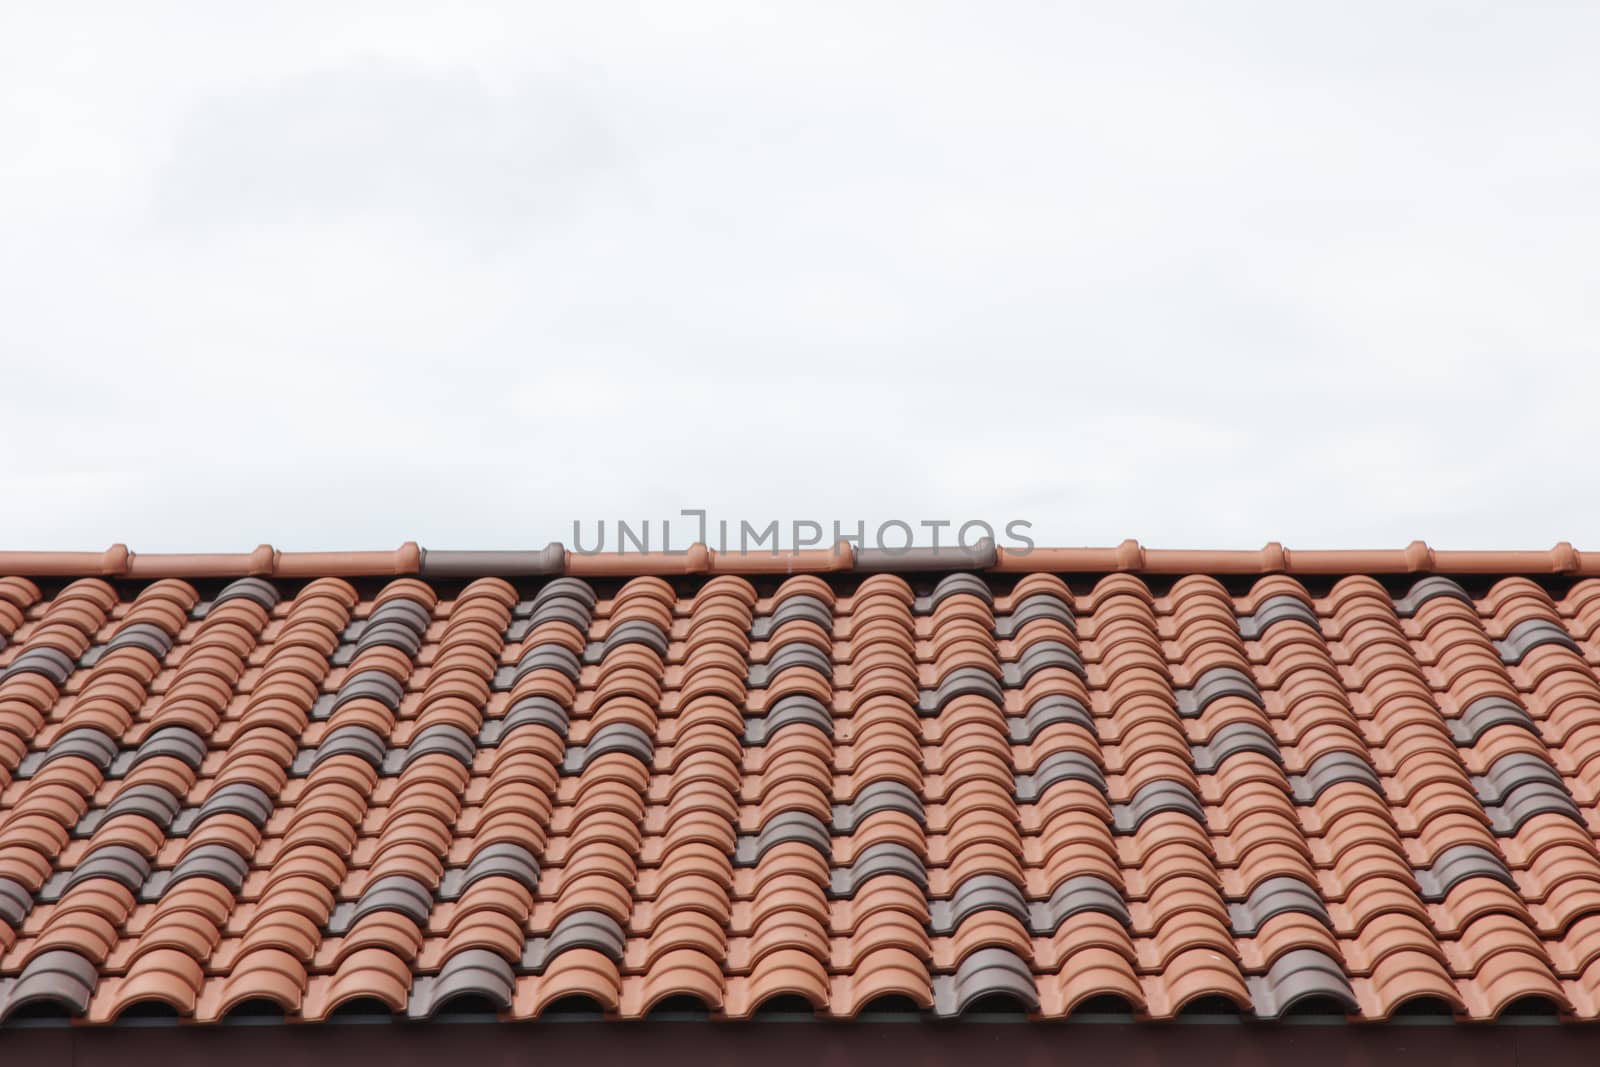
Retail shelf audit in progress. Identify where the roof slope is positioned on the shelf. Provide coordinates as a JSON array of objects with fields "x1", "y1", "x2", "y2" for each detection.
[{"x1": 4, "y1": 552, "x2": 1600, "y2": 1023}]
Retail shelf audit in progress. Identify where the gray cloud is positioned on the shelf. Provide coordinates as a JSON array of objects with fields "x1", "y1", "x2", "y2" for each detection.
[
  {"x1": 2, "y1": 3, "x2": 1597, "y2": 553},
  {"x1": 152, "y1": 60, "x2": 623, "y2": 252}
]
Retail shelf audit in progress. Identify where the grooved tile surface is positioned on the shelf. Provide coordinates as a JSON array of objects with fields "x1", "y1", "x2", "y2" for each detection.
[{"x1": 6, "y1": 565, "x2": 1600, "y2": 1024}]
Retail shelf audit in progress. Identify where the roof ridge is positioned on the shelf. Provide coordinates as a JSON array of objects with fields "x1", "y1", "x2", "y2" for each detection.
[{"x1": 0, "y1": 539, "x2": 1590, "y2": 579}]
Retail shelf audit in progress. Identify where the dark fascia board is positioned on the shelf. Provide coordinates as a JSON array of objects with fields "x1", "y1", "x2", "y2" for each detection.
[{"x1": 0, "y1": 1017, "x2": 1589, "y2": 1067}]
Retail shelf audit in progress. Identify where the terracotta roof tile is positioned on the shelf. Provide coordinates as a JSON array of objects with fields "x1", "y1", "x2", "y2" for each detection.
[{"x1": 9, "y1": 551, "x2": 1600, "y2": 1024}]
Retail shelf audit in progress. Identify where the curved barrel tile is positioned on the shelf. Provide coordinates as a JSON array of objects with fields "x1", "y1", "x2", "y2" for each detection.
[{"x1": 5, "y1": 560, "x2": 1600, "y2": 1026}]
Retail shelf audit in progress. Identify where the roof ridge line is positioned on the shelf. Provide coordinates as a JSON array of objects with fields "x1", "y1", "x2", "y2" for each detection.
[{"x1": 0, "y1": 539, "x2": 1590, "y2": 580}]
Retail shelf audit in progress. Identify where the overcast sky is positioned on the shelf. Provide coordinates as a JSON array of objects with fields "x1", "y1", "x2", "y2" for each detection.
[{"x1": 2, "y1": 3, "x2": 1597, "y2": 554}]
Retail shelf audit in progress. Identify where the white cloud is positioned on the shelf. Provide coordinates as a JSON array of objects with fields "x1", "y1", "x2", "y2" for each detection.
[{"x1": 2, "y1": 2, "x2": 1597, "y2": 554}]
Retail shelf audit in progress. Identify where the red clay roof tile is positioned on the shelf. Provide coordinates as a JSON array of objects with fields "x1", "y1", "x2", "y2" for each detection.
[{"x1": 6, "y1": 552, "x2": 1600, "y2": 1024}]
